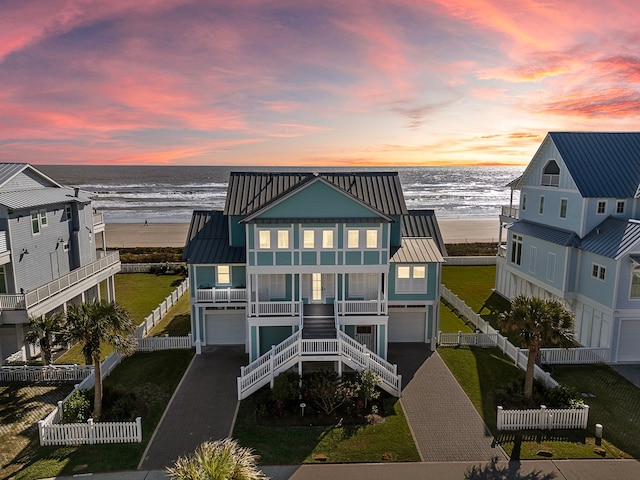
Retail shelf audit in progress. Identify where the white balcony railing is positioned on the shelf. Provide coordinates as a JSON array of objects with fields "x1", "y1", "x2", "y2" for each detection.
[
  {"x1": 249, "y1": 301, "x2": 300, "y2": 316},
  {"x1": 196, "y1": 287, "x2": 247, "y2": 303},
  {"x1": 337, "y1": 298, "x2": 386, "y2": 315},
  {"x1": 501, "y1": 205, "x2": 519, "y2": 219},
  {"x1": 93, "y1": 212, "x2": 105, "y2": 226},
  {"x1": 0, "y1": 230, "x2": 7, "y2": 253},
  {"x1": 0, "y1": 251, "x2": 120, "y2": 311}
]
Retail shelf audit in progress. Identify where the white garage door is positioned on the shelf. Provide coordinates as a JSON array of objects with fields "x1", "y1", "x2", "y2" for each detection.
[
  {"x1": 388, "y1": 311, "x2": 426, "y2": 343},
  {"x1": 205, "y1": 311, "x2": 246, "y2": 345},
  {"x1": 618, "y1": 319, "x2": 640, "y2": 362}
]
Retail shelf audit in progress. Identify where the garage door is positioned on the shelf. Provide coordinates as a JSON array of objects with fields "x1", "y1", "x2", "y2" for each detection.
[
  {"x1": 205, "y1": 311, "x2": 246, "y2": 345},
  {"x1": 388, "y1": 311, "x2": 426, "y2": 342},
  {"x1": 618, "y1": 319, "x2": 640, "y2": 362}
]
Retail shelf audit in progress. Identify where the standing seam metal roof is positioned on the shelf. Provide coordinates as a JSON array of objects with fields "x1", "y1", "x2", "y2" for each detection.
[
  {"x1": 580, "y1": 217, "x2": 640, "y2": 259},
  {"x1": 390, "y1": 238, "x2": 444, "y2": 263},
  {"x1": 224, "y1": 172, "x2": 407, "y2": 217},
  {"x1": 401, "y1": 209, "x2": 447, "y2": 257},
  {"x1": 182, "y1": 210, "x2": 246, "y2": 264},
  {"x1": 508, "y1": 220, "x2": 580, "y2": 247}
]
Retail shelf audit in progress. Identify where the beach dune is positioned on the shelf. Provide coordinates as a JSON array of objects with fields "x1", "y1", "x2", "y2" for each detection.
[{"x1": 103, "y1": 218, "x2": 500, "y2": 249}]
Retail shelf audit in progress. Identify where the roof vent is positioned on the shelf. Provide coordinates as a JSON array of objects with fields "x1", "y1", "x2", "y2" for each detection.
[
  {"x1": 312, "y1": 171, "x2": 320, "y2": 177},
  {"x1": 596, "y1": 228, "x2": 600, "y2": 235},
  {"x1": 74, "y1": 187, "x2": 79, "y2": 197}
]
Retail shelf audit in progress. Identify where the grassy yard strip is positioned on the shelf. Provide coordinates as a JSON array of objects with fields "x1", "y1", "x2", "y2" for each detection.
[
  {"x1": 14, "y1": 349, "x2": 194, "y2": 480},
  {"x1": 56, "y1": 273, "x2": 184, "y2": 364},
  {"x1": 233, "y1": 397, "x2": 420, "y2": 464},
  {"x1": 438, "y1": 301, "x2": 474, "y2": 334},
  {"x1": 442, "y1": 266, "x2": 497, "y2": 312},
  {"x1": 148, "y1": 294, "x2": 191, "y2": 337}
]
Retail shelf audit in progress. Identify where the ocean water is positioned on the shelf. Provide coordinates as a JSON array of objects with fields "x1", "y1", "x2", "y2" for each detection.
[{"x1": 38, "y1": 165, "x2": 524, "y2": 224}]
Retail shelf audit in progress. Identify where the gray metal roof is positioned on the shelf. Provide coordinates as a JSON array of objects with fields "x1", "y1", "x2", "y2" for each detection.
[
  {"x1": 390, "y1": 238, "x2": 444, "y2": 263},
  {"x1": 549, "y1": 133, "x2": 640, "y2": 198},
  {"x1": 0, "y1": 187, "x2": 91, "y2": 210},
  {"x1": 508, "y1": 220, "x2": 581, "y2": 247},
  {"x1": 183, "y1": 210, "x2": 246, "y2": 264},
  {"x1": 251, "y1": 217, "x2": 389, "y2": 224},
  {"x1": 0, "y1": 163, "x2": 62, "y2": 190},
  {"x1": 224, "y1": 172, "x2": 407, "y2": 217},
  {"x1": 401, "y1": 209, "x2": 447, "y2": 257},
  {"x1": 581, "y1": 217, "x2": 640, "y2": 259}
]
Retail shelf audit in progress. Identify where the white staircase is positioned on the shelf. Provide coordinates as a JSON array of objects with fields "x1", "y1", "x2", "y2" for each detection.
[{"x1": 236, "y1": 329, "x2": 402, "y2": 400}]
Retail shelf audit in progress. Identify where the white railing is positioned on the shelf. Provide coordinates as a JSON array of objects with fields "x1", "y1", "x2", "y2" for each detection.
[
  {"x1": 501, "y1": 205, "x2": 519, "y2": 219},
  {"x1": 237, "y1": 329, "x2": 401, "y2": 400},
  {"x1": 440, "y1": 285, "x2": 559, "y2": 389},
  {"x1": 250, "y1": 301, "x2": 299, "y2": 316},
  {"x1": 0, "y1": 364, "x2": 93, "y2": 383},
  {"x1": 39, "y1": 416, "x2": 142, "y2": 446},
  {"x1": 539, "y1": 347, "x2": 609, "y2": 365},
  {"x1": 120, "y1": 262, "x2": 185, "y2": 274},
  {"x1": 196, "y1": 287, "x2": 246, "y2": 303},
  {"x1": 0, "y1": 252, "x2": 120, "y2": 311},
  {"x1": 0, "y1": 230, "x2": 7, "y2": 252},
  {"x1": 439, "y1": 331, "x2": 499, "y2": 348},
  {"x1": 497, "y1": 405, "x2": 589, "y2": 431},
  {"x1": 337, "y1": 299, "x2": 385, "y2": 315},
  {"x1": 93, "y1": 212, "x2": 105, "y2": 226},
  {"x1": 134, "y1": 278, "x2": 189, "y2": 338},
  {"x1": 137, "y1": 335, "x2": 192, "y2": 352}
]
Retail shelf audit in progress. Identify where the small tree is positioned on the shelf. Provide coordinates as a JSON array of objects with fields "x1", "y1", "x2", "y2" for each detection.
[
  {"x1": 167, "y1": 438, "x2": 268, "y2": 480},
  {"x1": 358, "y1": 369, "x2": 381, "y2": 408},
  {"x1": 24, "y1": 312, "x2": 65, "y2": 364},
  {"x1": 499, "y1": 295, "x2": 574, "y2": 399},
  {"x1": 63, "y1": 300, "x2": 136, "y2": 421}
]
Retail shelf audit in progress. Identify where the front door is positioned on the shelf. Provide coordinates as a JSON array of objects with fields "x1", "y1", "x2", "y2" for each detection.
[
  {"x1": 304, "y1": 273, "x2": 335, "y2": 303},
  {"x1": 312, "y1": 273, "x2": 322, "y2": 302}
]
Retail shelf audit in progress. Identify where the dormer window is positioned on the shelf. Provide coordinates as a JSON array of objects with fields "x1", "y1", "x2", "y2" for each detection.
[{"x1": 541, "y1": 160, "x2": 560, "y2": 187}]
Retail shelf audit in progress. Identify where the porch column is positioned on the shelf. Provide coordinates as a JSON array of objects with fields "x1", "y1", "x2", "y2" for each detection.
[{"x1": 16, "y1": 324, "x2": 27, "y2": 361}]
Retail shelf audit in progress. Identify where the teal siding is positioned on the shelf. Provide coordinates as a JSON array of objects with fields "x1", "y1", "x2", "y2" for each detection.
[
  {"x1": 195, "y1": 266, "x2": 216, "y2": 287},
  {"x1": 363, "y1": 251, "x2": 379, "y2": 265},
  {"x1": 232, "y1": 266, "x2": 246, "y2": 286},
  {"x1": 388, "y1": 263, "x2": 438, "y2": 301},
  {"x1": 250, "y1": 326, "x2": 258, "y2": 361},
  {"x1": 302, "y1": 252, "x2": 316, "y2": 265},
  {"x1": 248, "y1": 225, "x2": 255, "y2": 249},
  {"x1": 390, "y1": 215, "x2": 402, "y2": 246},
  {"x1": 258, "y1": 181, "x2": 383, "y2": 219},
  {"x1": 344, "y1": 325, "x2": 356, "y2": 338},
  {"x1": 320, "y1": 251, "x2": 335, "y2": 265},
  {"x1": 345, "y1": 251, "x2": 361, "y2": 265},
  {"x1": 378, "y1": 325, "x2": 386, "y2": 358},
  {"x1": 260, "y1": 326, "x2": 293, "y2": 355},
  {"x1": 427, "y1": 305, "x2": 434, "y2": 340},
  {"x1": 276, "y1": 252, "x2": 292, "y2": 265},
  {"x1": 257, "y1": 252, "x2": 273, "y2": 265},
  {"x1": 229, "y1": 216, "x2": 245, "y2": 246}
]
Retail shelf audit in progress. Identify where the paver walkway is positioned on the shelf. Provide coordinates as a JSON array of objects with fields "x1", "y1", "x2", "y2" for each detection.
[
  {"x1": 138, "y1": 345, "x2": 247, "y2": 470},
  {"x1": 389, "y1": 344, "x2": 507, "y2": 462}
]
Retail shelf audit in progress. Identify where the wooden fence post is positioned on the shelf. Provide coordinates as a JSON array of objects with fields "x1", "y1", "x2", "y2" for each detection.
[{"x1": 136, "y1": 417, "x2": 143, "y2": 442}]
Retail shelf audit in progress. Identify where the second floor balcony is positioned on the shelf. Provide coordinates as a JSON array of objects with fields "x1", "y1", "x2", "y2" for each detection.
[
  {"x1": 501, "y1": 205, "x2": 519, "y2": 220},
  {"x1": 196, "y1": 287, "x2": 247, "y2": 304}
]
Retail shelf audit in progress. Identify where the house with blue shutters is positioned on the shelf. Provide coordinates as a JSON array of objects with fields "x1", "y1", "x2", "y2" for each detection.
[
  {"x1": 183, "y1": 171, "x2": 446, "y2": 397},
  {"x1": 496, "y1": 132, "x2": 640, "y2": 363}
]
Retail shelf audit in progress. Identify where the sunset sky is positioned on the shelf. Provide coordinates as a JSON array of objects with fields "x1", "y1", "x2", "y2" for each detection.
[{"x1": 2, "y1": 0, "x2": 639, "y2": 166}]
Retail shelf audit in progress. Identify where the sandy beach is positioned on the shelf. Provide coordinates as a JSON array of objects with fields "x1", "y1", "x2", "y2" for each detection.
[{"x1": 103, "y1": 218, "x2": 500, "y2": 249}]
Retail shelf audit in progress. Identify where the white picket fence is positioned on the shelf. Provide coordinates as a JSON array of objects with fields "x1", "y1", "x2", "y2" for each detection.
[
  {"x1": 137, "y1": 334, "x2": 192, "y2": 352},
  {"x1": 0, "y1": 364, "x2": 93, "y2": 383},
  {"x1": 134, "y1": 278, "x2": 189, "y2": 338},
  {"x1": 39, "y1": 414, "x2": 142, "y2": 446},
  {"x1": 497, "y1": 405, "x2": 589, "y2": 430},
  {"x1": 120, "y1": 262, "x2": 185, "y2": 273}
]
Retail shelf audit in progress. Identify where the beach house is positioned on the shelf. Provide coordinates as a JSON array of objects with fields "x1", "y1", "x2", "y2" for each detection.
[
  {"x1": 496, "y1": 132, "x2": 640, "y2": 363},
  {"x1": 183, "y1": 171, "x2": 446, "y2": 397},
  {"x1": 0, "y1": 163, "x2": 120, "y2": 364}
]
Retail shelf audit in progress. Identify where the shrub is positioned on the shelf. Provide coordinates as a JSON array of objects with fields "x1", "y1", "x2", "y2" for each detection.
[
  {"x1": 272, "y1": 372, "x2": 300, "y2": 405},
  {"x1": 545, "y1": 385, "x2": 584, "y2": 409},
  {"x1": 304, "y1": 369, "x2": 358, "y2": 415},
  {"x1": 356, "y1": 369, "x2": 381, "y2": 408},
  {"x1": 62, "y1": 389, "x2": 93, "y2": 423},
  {"x1": 101, "y1": 387, "x2": 139, "y2": 422}
]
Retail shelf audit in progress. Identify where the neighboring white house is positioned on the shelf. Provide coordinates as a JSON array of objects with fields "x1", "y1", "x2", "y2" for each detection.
[
  {"x1": 0, "y1": 163, "x2": 120, "y2": 364},
  {"x1": 496, "y1": 132, "x2": 640, "y2": 363}
]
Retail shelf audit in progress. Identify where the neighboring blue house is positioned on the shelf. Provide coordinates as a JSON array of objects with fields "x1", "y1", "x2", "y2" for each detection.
[
  {"x1": 496, "y1": 132, "x2": 640, "y2": 363},
  {"x1": 0, "y1": 163, "x2": 120, "y2": 364},
  {"x1": 183, "y1": 171, "x2": 446, "y2": 395}
]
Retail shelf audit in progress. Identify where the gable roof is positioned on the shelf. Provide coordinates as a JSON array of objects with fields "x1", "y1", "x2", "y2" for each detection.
[
  {"x1": 183, "y1": 210, "x2": 245, "y2": 264},
  {"x1": 401, "y1": 209, "x2": 447, "y2": 257},
  {"x1": 514, "y1": 133, "x2": 640, "y2": 197},
  {"x1": 0, "y1": 188, "x2": 91, "y2": 209},
  {"x1": 390, "y1": 238, "x2": 444, "y2": 263},
  {"x1": 224, "y1": 172, "x2": 407, "y2": 217},
  {"x1": 581, "y1": 217, "x2": 640, "y2": 259},
  {"x1": 0, "y1": 163, "x2": 62, "y2": 190}
]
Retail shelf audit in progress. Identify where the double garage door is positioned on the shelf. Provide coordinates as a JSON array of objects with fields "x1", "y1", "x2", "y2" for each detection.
[
  {"x1": 205, "y1": 310, "x2": 245, "y2": 345},
  {"x1": 388, "y1": 310, "x2": 426, "y2": 343},
  {"x1": 618, "y1": 319, "x2": 640, "y2": 362}
]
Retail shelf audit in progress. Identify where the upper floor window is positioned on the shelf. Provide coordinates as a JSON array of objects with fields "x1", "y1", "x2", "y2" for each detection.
[
  {"x1": 258, "y1": 230, "x2": 270, "y2": 249},
  {"x1": 511, "y1": 234, "x2": 523, "y2": 266},
  {"x1": 322, "y1": 230, "x2": 334, "y2": 248},
  {"x1": 277, "y1": 230, "x2": 289, "y2": 249},
  {"x1": 65, "y1": 204, "x2": 73, "y2": 221},
  {"x1": 522, "y1": 193, "x2": 527, "y2": 211},
  {"x1": 539, "y1": 196, "x2": 545, "y2": 214},
  {"x1": 31, "y1": 212, "x2": 40, "y2": 235},
  {"x1": 39, "y1": 210, "x2": 48, "y2": 227},
  {"x1": 366, "y1": 229, "x2": 378, "y2": 248},
  {"x1": 560, "y1": 198, "x2": 568, "y2": 219},
  {"x1": 597, "y1": 201, "x2": 606, "y2": 214},
  {"x1": 541, "y1": 160, "x2": 560, "y2": 187},
  {"x1": 217, "y1": 265, "x2": 230, "y2": 284},
  {"x1": 303, "y1": 230, "x2": 314, "y2": 248},
  {"x1": 631, "y1": 265, "x2": 640, "y2": 298},
  {"x1": 616, "y1": 200, "x2": 626, "y2": 214},
  {"x1": 396, "y1": 265, "x2": 427, "y2": 293},
  {"x1": 592, "y1": 263, "x2": 606, "y2": 281},
  {"x1": 547, "y1": 253, "x2": 556, "y2": 282},
  {"x1": 347, "y1": 230, "x2": 359, "y2": 248}
]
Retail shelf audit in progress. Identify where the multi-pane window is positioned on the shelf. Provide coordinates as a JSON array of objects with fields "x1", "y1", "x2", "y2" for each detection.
[
  {"x1": 39, "y1": 210, "x2": 48, "y2": 227},
  {"x1": 366, "y1": 229, "x2": 378, "y2": 248},
  {"x1": 547, "y1": 253, "x2": 556, "y2": 282},
  {"x1": 511, "y1": 234, "x2": 523, "y2": 265},
  {"x1": 31, "y1": 212, "x2": 40, "y2": 235},
  {"x1": 597, "y1": 201, "x2": 606, "y2": 214},
  {"x1": 539, "y1": 196, "x2": 545, "y2": 214},
  {"x1": 322, "y1": 230, "x2": 334, "y2": 248},
  {"x1": 258, "y1": 230, "x2": 270, "y2": 249},
  {"x1": 592, "y1": 263, "x2": 606, "y2": 281},
  {"x1": 217, "y1": 265, "x2": 230, "y2": 284},
  {"x1": 277, "y1": 230, "x2": 289, "y2": 248},
  {"x1": 303, "y1": 230, "x2": 314, "y2": 248},
  {"x1": 347, "y1": 230, "x2": 359, "y2": 248},
  {"x1": 396, "y1": 265, "x2": 427, "y2": 293},
  {"x1": 560, "y1": 199, "x2": 568, "y2": 218},
  {"x1": 541, "y1": 160, "x2": 560, "y2": 187},
  {"x1": 616, "y1": 200, "x2": 626, "y2": 214},
  {"x1": 631, "y1": 266, "x2": 640, "y2": 298},
  {"x1": 65, "y1": 204, "x2": 73, "y2": 221}
]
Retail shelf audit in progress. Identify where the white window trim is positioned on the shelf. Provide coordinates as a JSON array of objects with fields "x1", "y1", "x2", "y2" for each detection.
[
  {"x1": 39, "y1": 209, "x2": 48, "y2": 227},
  {"x1": 322, "y1": 229, "x2": 334, "y2": 249},
  {"x1": 592, "y1": 263, "x2": 606, "y2": 281},
  {"x1": 303, "y1": 229, "x2": 314, "y2": 249},
  {"x1": 30, "y1": 211, "x2": 41, "y2": 235},
  {"x1": 366, "y1": 229, "x2": 378, "y2": 249},
  {"x1": 547, "y1": 252, "x2": 556, "y2": 282},
  {"x1": 596, "y1": 200, "x2": 607, "y2": 215},
  {"x1": 616, "y1": 199, "x2": 626, "y2": 215},
  {"x1": 347, "y1": 229, "x2": 359, "y2": 249},
  {"x1": 630, "y1": 265, "x2": 640, "y2": 299},
  {"x1": 65, "y1": 205, "x2": 72, "y2": 221},
  {"x1": 395, "y1": 265, "x2": 427, "y2": 294},
  {"x1": 559, "y1": 198, "x2": 568, "y2": 219},
  {"x1": 277, "y1": 230, "x2": 289, "y2": 249},
  {"x1": 258, "y1": 230, "x2": 271, "y2": 249},
  {"x1": 217, "y1": 265, "x2": 231, "y2": 285}
]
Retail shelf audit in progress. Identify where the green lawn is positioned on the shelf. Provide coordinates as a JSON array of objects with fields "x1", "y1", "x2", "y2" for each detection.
[
  {"x1": 438, "y1": 301, "x2": 474, "y2": 334},
  {"x1": 148, "y1": 294, "x2": 191, "y2": 337},
  {"x1": 14, "y1": 349, "x2": 194, "y2": 480},
  {"x1": 56, "y1": 273, "x2": 184, "y2": 364},
  {"x1": 233, "y1": 396, "x2": 420, "y2": 464},
  {"x1": 442, "y1": 265, "x2": 498, "y2": 312}
]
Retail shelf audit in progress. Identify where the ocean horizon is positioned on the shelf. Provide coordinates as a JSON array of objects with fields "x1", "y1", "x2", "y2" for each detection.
[{"x1": 38, "y1": 165, "x2": 524, "y2": 224}]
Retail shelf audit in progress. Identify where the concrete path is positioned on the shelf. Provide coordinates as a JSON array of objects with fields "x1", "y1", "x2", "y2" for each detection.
[
  {"x1": 138, "y1": 345, "x2": 247, "y2": 470},
  {"x1": 389, "y1": 344, "x2": 507, "y2": 462},
  {"x1": 612, "y1": 364, "x2": 640, "y2": 389}
]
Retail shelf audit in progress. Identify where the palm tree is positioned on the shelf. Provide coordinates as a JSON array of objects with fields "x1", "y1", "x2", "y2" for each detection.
[
  {"x1": 167, "y1": 438, "x2": 269, "y2": 480},
  {"x1": 24, "y1": 312, "x2": 65, "y2": 364},
  {"x1": 63, "y1": 300, "x2": 136, "y2": 421},
  {"x1": 499, "y1": 295, "x2": 574, "y2": 399}
]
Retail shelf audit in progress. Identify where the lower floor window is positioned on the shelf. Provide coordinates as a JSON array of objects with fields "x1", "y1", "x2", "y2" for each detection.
[{"x1": 396, "y1": 265, "x2": 427, "y2": 293}]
